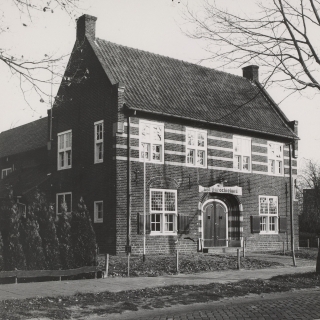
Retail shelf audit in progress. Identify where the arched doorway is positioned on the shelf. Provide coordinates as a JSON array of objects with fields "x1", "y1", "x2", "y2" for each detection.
[{"x1": 202, "y1": 200, "x2": 228, "y2": 247}]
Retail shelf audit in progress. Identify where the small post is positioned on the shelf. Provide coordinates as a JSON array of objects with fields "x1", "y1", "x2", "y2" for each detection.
[
  {"x1": 283, "y1": 241, "x2": 285, "y2": 255},
  {"x1": 105, "y1": 253, "x2": 109, "y2": 278},
  {"x1": 237, "y1": 249, "x2": 240, "y2": 270},
  {"x1": 318, "y1": 237, "x2": 319, "y2": 249},
  {"x1": 242, "y1": 239, "x2": 246, "y2": 258},
  {"x1": 15, "y1": 276, "x2": 18, "y2": 284},
  {"x1": 176, "y1": 249, "x2": 179, "y2": 274},
  {"x1": 127, "y1": 254, "x2": 130, "y2": 277},
  {"x1": 307, "y1": 239, "x2": 309, "y2": 248}
]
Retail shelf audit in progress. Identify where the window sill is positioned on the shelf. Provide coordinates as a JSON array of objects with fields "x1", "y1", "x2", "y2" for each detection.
[
  {"x1": 259, "y1": 232, "x2": 278, "y2": 235},
  {"x1": 139, "y1": 159, "x2": 164, "y2": 164},
  {"x1": 233, "y1": 168, "x2": 251, "y2": 173},
  {"x1": 94, "y1": 160, "x2": 104, "y2": 164},
  {"x1": 94, "y1": 220, "x2": 103, "y2": 223},
  {"x1": 150, "y1": 232, "x2": 177, "y2": 236},
  {"x1": 186, "y1": 163, "x2": 207, "y2": 169},
  {"x1": 57, "y1": 166, "x2": 72, "y2": 171}
]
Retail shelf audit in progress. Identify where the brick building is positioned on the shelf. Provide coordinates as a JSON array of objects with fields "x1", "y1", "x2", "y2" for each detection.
[{"x1": 0, "y1": 14, "x2": 299, "y2": 255}]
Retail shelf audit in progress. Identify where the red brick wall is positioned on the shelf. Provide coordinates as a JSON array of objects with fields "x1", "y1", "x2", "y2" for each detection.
[{"x1": 114, "y1": 115, "x2": 299, "y2": 254}]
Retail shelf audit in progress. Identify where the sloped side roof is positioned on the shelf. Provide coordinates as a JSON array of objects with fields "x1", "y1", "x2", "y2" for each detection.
[
  {"x1": 0, "y1": 165, "x2": 49, "y2": 198},
  {"x1": 0, "y1": 117, "x2": 47, "y2": 158},
  {"x1": 91, "y1": 38, "x2": 296, "y2": 139}
]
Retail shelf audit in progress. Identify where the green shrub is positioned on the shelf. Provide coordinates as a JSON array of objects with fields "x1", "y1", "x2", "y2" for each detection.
[
  {"x1": 20, "y1": 209, "x2": 46, "y2": 270},
  {"x1": 56, "y1": 203, "x2": 74, "y2": 269},
  {"x1": 33, "y1": 191, "x2": 61, "y2": 270},
  {"x1": 71, "y1": 198, "x2": 97, "y2": 268}
]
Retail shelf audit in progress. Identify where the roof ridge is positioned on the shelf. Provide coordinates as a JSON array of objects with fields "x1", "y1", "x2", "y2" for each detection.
[
  {"x1": 0, "y1": 117, "x2": 47, "y2": 135},
  {"x1": 95, "y1": 38, "x2": 246, "y2": 81}
]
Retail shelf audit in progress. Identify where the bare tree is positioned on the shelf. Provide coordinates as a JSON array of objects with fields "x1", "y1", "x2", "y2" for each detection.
[
  {"x1": 296, "y1": 159, "x2": 320, "y2": 272},
  {"x1": 0, "y1": 0, "x2": 81, "y2": 107},
  {"x1": 297, "y1": 160, "x2": 320, "y2": 232},
  {"x1": 183, "y1": 0, "x2": 320, "y2": 97}
]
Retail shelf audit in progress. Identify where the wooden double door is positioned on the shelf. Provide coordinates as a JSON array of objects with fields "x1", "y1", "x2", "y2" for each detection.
[{"x1": 203, "y1": 201, "x2": 228, "y2": 247}]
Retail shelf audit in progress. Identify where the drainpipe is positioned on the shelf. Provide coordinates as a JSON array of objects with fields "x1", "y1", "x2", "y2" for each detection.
[
  {"x1": 289, "y1": 143, "x2": 296, "y2": 267},
  {"x1": 127, "y1": 115, "x2": 131, "y2": 261}
]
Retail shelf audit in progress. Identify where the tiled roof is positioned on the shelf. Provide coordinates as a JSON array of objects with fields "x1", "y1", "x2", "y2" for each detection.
[
  {"x1": 0, "y1": 165, "x2": 49, "y2": 198},
  {"x1": 0, "y1": 117, "x2": 47, "y2": 158},
  {"x1": 90, "y1": 38, "x2": 296, "y2": 139}
]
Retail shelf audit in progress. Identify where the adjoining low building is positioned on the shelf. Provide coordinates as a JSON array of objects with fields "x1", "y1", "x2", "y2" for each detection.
[{"x1": 0, "y1": 14, "x2": 299, "y2": 255}]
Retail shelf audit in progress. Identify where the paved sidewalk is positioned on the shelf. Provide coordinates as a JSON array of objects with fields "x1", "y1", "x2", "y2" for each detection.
[{"x1": 0, "y1": 254, "x2": 316, "y2": 301}]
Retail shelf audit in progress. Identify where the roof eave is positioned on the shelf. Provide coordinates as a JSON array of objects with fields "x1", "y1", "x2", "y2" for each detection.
[{"x1": 124, "y1": 104, "x2": 299, "y2": 141}]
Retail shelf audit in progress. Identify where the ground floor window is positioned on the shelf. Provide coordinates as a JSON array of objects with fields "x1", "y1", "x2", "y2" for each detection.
[
  {"x1": 1, "y1": 168, "x2": 12, "y2": 179},
  {"x1": 150, "y1": 189, "x2": 177, "y2": 234},
  {"x1": 56, "y1": 192, "x2": 72, "y2": 215},
  {"x1": 259, "y1": 196, "x2": 278, "y2": 234},
  {"x1": 94, "y1": 201, "x2": 103, "y2": 223}
]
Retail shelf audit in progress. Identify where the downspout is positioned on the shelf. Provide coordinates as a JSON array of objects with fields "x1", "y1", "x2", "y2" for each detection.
[
  {"x1": 127, "y1": 115, "x2": 131, "y2": 259},
  {"x1": 289, "y1": 143, "x2": 296, "y2": 267}
]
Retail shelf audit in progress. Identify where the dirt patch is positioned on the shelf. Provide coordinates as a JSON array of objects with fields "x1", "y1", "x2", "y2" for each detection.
[{"x1": 97, "y1": 253, "x2": 283, "y2": 277}]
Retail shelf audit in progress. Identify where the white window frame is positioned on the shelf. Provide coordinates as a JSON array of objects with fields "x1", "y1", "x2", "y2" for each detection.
[
  {"x1": 57, "y1": 130, "x2": 72, "y2": 170},
  {"x1": 259, "y1": 195, "x2": 278, "y2": 234},
  {"x1": 94, "y1": 201, "x2": 103, "y2": 223},
  {"x1": 56, "y1": 192, "x2": 72, "y2": 215},
  {"x1": 268, "y1": 141, "x2": 284, "y2": 176},
  {"x1": 150, "y1": 189, "x2": 177, "y2": 235},
  {"x1": 94, "y1": 120, "x2": 104, "y2": 163},
  {"x1": 233, "y1": 136, "x2": 251, "y2": 172},
  {"x1": 1, "y1": 168, "x2": 12, "y2": 179},
  {"x1": 186, "y1": 128, "x2": 207, "y2": 168},
  {"x1": 139, "y1": 120, "x2": 164, "y2": 163}
]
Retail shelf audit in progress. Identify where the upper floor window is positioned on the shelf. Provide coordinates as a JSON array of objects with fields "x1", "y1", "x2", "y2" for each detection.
[
  {"x1": 150, "y1": 189, "x2": 177, "y2": 234},
  {"x1": 56, "y1": 192, "x2": 72, "y2": 215},
  {"x1": 233, "y1": 136, "x2": 251, "y2": 172},
  {"x1": 268, "y1": 142, "x2": 283, "y2": 175},
  {"x1": 259, "y1": 196, "x2": 278, "y2": 234},
  {"x1": 186, "y1": 128, "x2": 207, "y2": 167},
  {"x1": 1, "y1": 168, "x2": 12, "y2": 179},
  {"x1": 139, "y1": 121, "x2": 164, "y2": 163},
  {"x1": 94, "y1": 121, "x2": 104, "y2": 163},
  {"x1": 58, "y1": 130, "x2": 72, "y2": 170},
  {"x1": 94, "y1": 201, "x2": 103, "y2": 223}
]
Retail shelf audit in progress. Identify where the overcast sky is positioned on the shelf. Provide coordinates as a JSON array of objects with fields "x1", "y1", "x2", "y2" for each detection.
[{"x1": 1, "y1": 0, "x2": 319, "y2": 165}]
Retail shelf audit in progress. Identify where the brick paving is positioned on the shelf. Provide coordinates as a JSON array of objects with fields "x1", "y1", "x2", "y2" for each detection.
[{"x1": 106, "y1": 288, "x2": 320, "y2": 320}]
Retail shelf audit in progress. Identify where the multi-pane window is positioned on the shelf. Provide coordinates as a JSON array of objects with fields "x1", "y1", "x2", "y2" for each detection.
[
  {"x1": 57, "y1": 130, "x2": 72, "y2": 170},
  {"x1": 94, "y1": 201, "x2": 103, "y2": 223},
  {"x1": 233, "y1": 136, "x2": 251, "y2": 172},
  {"x1": 268, "y1": 142, "x2": 283, "y2": 175},
  {"x1": 56, "y1": 192, "x2": 72, "y2": 215},
  {"x1": 150, "y1": 189, "x2": 177, "y2": 234},
  {"x1": 186, "y1": 128, "x2": 207, "y2": 167},
  {"x1": 140, "y1": 121, "x2": 164, "y2": 163},
  {"x1": 1, "y1": 168, "x2": 12, "y2": 179},
  {"x1": 94, "y1": 121, "x2": 104, "y2": 163},
  {"x1": 259, "y1": 196, "x2": 278, "y2": 234}
]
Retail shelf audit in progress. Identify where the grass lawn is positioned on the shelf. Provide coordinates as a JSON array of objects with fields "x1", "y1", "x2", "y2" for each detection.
[{"x1": 1, "y1": 272, "x2": 320, "y2": 319}]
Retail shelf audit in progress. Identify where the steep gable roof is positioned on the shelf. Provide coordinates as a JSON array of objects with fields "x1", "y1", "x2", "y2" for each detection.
[
  {"x1": 89, "y1": 38, "x2": 297, "y2": 139},
  {"x1": 0, "y1": 117, "x2": 47, "y2": 158}
]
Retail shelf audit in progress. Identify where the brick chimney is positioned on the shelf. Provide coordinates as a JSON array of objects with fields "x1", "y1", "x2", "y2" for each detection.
[
  {"x1": 242, "y1": 65, "x2": 259, "y2": 82},
  {"x1": 76, "y1": 14, "x2": 97, "y2": 42}
]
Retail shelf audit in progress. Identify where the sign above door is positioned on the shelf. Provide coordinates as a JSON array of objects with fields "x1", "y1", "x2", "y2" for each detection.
[{"x1": 199, "y1": 183, "x2": 242, "y2": 196}]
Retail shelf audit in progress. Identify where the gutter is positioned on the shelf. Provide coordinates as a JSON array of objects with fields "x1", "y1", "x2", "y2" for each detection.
[{"x1": 124, "y1": 104, "x2": 299, "y2": 141}]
